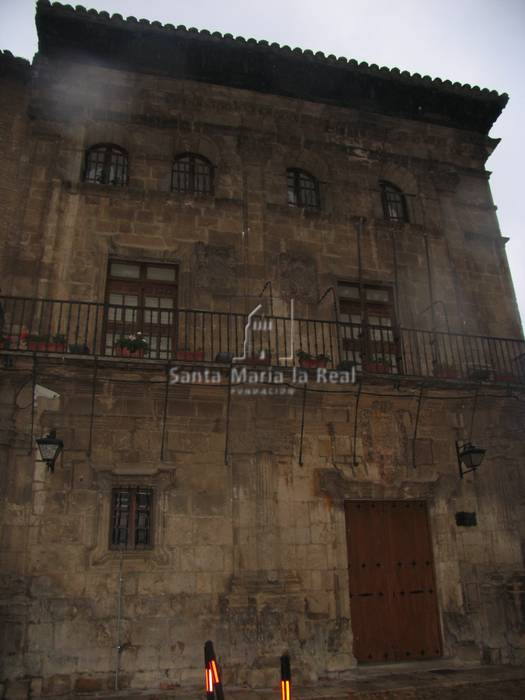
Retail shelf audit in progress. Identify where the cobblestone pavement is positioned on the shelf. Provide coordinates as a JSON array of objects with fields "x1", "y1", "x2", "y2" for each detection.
[{"x1": 53, "y1": 664, "x2": 525, "y2": 700}]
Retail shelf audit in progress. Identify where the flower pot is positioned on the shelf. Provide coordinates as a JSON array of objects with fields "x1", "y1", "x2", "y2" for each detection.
[
  {"x1": 363, "y1": 361, "x2": 391, "y2": 374},
  {"x1": 494, "y1": 373, "x2": 517, "y2": 383},
  {"x1": 116, "y1": 347, "x2": 145, "y2": 358},
  {"x1": 468, "y1": 368, "x2": 491, "y2": 381},
  {"x1": 47, "y1": 343, "x2": 66, "y2": 353},
  {"x1": 337, "y1": 361, "x2": 355, "y2": 372},
  {"x1": 299, "y1": 358, "x2": 327, "y2": 369},
  {"x1": 433, "y1": 366, "x2": 458, "y2": 379},
  {"x1": 69, "y1": 344, "x2": 90, "y2": 354},
  {"x1": 28, "y1": 341, "x2": 48, "y2": 352},
  {"x1": 176, "y1": 350, "x2": 205, "y2": 361},
  {"x1": 215, "y1": 352, "x2": 234, "y2": 363},
  {"x1": 244, "y1": 355, "x2": 271, "y2": 365}
]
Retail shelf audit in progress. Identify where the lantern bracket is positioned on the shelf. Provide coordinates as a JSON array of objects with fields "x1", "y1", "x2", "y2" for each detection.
[
  {"x1": 456, "y1": 440, "x2": 485, "y2": 479},
  {"x1": 35, "y1": 429, "x2": 63, "y2": 473}
]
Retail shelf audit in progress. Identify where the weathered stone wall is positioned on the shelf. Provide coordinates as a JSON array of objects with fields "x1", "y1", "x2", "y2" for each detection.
[
  {"x1": 0, "y1": 52, "x2": 31, "y2": 293},
  {"x1": 1, "y1": 14, "x2": 525, "y2": 700},
  {"x1": 0, "y1": 55, "x2": 518, "y2": 335},
  {"x1": 1, "y1": 362, "x2": 525, "y2": 696}
]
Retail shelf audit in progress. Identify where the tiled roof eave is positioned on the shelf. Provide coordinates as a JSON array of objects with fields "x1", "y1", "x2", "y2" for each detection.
[{"x1": 34, "y1": 0, "x2": 508, "y2": 134}]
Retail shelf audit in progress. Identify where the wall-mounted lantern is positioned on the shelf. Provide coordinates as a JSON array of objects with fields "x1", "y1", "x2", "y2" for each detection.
[
  {"x1": 456, "y1": 441, "x2": 485, "y2": 478},
  {"x1": 36, "y1": 429, "x2": 63, "y2": 472}
]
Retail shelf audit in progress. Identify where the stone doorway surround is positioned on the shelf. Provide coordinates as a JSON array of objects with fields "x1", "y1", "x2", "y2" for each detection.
[{"x1": 316, "y1": 468, "x2": 462, "y2": 664}]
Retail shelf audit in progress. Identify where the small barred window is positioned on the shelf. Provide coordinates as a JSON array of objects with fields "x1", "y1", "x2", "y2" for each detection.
[
  {"x1": 287, "y1": 168, "x2": 320, "y2": 209},
  {"x1": 172, "y1": 153, "x2": 213, "y2": 194},
  {"x1": 110, "y1": 487, "x2": 153, "y2": 549},
  {"x1": 380, "y1": 181, "x2": 408, "y2": 222},
  {"x1": 84, "y1": 144, "x2": 128, "y2": 186}
]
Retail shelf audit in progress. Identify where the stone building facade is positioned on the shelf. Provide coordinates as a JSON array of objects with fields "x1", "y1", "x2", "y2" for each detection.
[{"x1": 1, "y1": 2, "x2": 525, "y2": 698}]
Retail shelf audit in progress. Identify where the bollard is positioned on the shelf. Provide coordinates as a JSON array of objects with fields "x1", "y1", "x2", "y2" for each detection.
[
  {"x1": 280, "y1": 654, "x2": 291, "y2": 700},
  {"x1": 204, "y1": 640, "x2": 225, "y2": 700}
]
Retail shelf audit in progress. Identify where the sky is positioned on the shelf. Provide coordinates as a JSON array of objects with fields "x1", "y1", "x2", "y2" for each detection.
[{"x1": 1, "y1": 0, "x2": 524, "y2": 326}]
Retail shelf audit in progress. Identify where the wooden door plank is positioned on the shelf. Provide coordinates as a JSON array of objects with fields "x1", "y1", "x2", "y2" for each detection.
[
  {"x1": 386, "y1": 501, "x2": 442, "y2": 661},
  {"x1": 346, "y1": 500, "x2": 442, "y2": 664},
  {"x1": 345, "y1": 501, "x2": 394, "y2": 662}
]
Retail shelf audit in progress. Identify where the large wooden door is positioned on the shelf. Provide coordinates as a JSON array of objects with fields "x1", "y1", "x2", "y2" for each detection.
[{"x1": 345, "y1": 500, "x2": 442, "y2": 663}]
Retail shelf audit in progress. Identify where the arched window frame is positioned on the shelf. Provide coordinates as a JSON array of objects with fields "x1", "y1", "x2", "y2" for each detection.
[
  {"x1": 84, "y1": 143, "x2": 128, "y2": 186},
  {"x1": 287, "y1": 168, "x2": 320, "y2": 209},
  {"x1": 171, "y1": 153, "x2": 214, "y2": 195},
  {"x1": 380, "y1": 181, "x2": 408, "y2": 222}
]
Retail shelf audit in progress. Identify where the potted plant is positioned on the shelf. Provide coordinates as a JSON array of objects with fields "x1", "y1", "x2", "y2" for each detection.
[
  {"x1": 69, "y1": 343, "x2": 90, "y2": 354},
  {"x1": 315, "y1": 353, "x2": 331, "y2": 368},
  {"x1": 467, "y1": 365, "x2": 491, "y2": 381},
  {"x1": 215, "y1": 351, "x2": 234, "y2": 363},
  {"x1": 47, "y1": 333, "x2": 66, "y2": 352},
  {"x1": 27, "y1": 333, "x2": 49, "y2": 352},
  {"x1": 363, "y1": 354, "x2": 392, "y2": 373},
  {"x1": 176, "y1": 348, "x2": 205, "y2": 362},
  {"x1": 16, "y1": 327, "x2": 29, "y2": 350},
  {"x1": 0, "y1": 333, "x2": 11, "y2": 350},
  {"x1": 494, "y1": 372, "x2": 518, "y2": 383},
  {"x1": 337, "y1": 359, "x2": 355, "y2": 372},
  {"x1": 243, "y1": 350, "x2": 271, "y2": 365},
  {"x1": 433, "y1": 362, "x2": 459, "y2": 379},
  {"x1": 115, "y1": 332, "x2": 149, "y2": 358},
  {"x1": 297, "y1": 350, "x2": 331, "y2": 369}
]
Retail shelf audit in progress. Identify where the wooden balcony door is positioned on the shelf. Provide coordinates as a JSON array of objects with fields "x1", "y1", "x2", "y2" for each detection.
[
  {"x1": 104, "y1": 260, "x2": 178, "y2": 359},
  {"x1": 339, "y1": 283, "x2": 400, "y2": 372},
  {"x1": 345, "y1": 500, "x2": 442, "y2": 663}
]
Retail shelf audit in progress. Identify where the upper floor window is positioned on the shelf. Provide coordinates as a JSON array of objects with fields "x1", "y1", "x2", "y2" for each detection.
[
  {"x1": 172, "y1": 153, "x2": 213, "y2": 194},
  {"x1": 110, "y1": 486, "x2": 153, "y2": 550},
  {"x1": 84, "y1": 144, "x2": 128, "y2": 186},
  {"x1": 287, "y1": 168, "x2": 320, "y2": 209},
  {"x1": 105, "y1": 260, "x2": 178, "y2": 360},
  {"x1": 380, "y1": 181, "x2": 408, "y2": 222},
  {"x1": 339, "y1": 282, "x2": 400, "y2": 373}
]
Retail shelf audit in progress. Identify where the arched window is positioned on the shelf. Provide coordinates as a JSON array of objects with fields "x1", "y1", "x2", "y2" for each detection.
[
  {"x1": 287, "y1": 168, "x2": 320, "y2": 209},
  {"x1": 380, "y1": 181, "x2": 408, "y2": 222},
  {"x1": 172, "y1": 153, "x2": 213, "y2": 194},
  {"x1": 84, "y1": 144, "x2": 128, "y2": 186}
]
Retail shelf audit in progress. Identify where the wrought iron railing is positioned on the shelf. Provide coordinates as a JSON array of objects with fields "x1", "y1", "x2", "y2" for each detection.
[{"x1": 1, "y1": 295, "x2": 524, "y2": 383}]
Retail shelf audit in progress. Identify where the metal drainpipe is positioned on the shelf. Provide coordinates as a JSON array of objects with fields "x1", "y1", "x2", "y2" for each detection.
[
  {"x1": 357, "y1": 217, "x2": 367, "y2": 359},
  {"x1": 258, "y1": 280, "x2": 274, "y2": 317},
  {"x1": 114, "y1": 548, "x2": 124, "y2": 690},
  {"x1": 316, "y1": 286, "x2": 340, "y2": 362},
  {"x1": 390, "y1": 227, "x2": 401, "y2": 325},
  {"x1": 241, "y1": 169, "x2": 249, "y2": 313},
  {"x1": 419, "y1": 300, "x2": 451, "y2": 334},
  {"x1": 423, "y1": 234, "x2": 439, "y2": 365},
  {"x1": 423, "y1": 234, "x2": 436, "y2": 331}
]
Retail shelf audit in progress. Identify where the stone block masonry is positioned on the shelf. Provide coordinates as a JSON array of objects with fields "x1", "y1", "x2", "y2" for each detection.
[{"x1": 0, "y1": 1, "x2": 524, "y2": 697}]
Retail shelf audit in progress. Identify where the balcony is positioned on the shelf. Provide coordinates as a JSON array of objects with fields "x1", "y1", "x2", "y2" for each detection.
[{"x1": 1, "y1": 295, "x2": 524, "y2": 384}]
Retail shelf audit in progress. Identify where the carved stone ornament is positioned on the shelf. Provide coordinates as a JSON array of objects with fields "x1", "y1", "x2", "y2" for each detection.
[
  {"x1": 278, "y1": 252, "x2": 318, "y2": 303},
  {"x1": 89, "y1": 469, "x2": 176, "y2": 567},
  {"x1": 193, "y1": 241, "x2": 238, "y2": 293}
]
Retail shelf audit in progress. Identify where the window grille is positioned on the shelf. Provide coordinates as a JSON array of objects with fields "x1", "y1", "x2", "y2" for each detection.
[
  {"x1": 339, "y1": 282, "x2": 400, "y2": 373},
  {"x1": 172, "y1": 153, "x2": 213, "y2": 194},
  {"x1": 104, "y1": 260, "x2": 178, "y2": 360},
  {"x1": 287, "y1": 168, "x2": 320, "y2": 209},
  {"x1": 110, "y1": 487, "x2": 153, "y2": 549},
  {"x1": 380, "y1": 181, "x2": 408, "y2": 222},
  {"x1": 84, "y1": 144, "x2": 128, "y2": 186}
]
